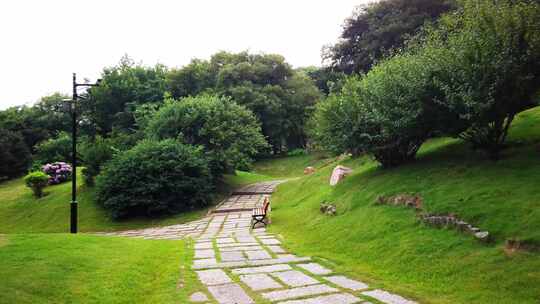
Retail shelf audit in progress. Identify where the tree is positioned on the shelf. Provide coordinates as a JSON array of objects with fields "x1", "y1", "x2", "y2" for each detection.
[
  {"x1": 34, "y1": 132, "x2": 72, "y2": 164},
  {"x1": 313, "y1": 52, "x2": 452, "y2": 167},
  {"x1": 88, "y1": 55, "x2": 168, "y2": 135},
  {"x1": 146, "y1": 95, "x2": 268, "y2": 174},
  {"x1": 425, "y1": 0, "x2": 540, "y2": 159},
  {"x1": 167, "y1": 51, "x2": 320, "y2": 153},
  {"x1": 324, "y1": 0, "x2": 455, "y2": 74},
  {"x1": 0, "y1": 129, "x2": 32, "y2": 180}
]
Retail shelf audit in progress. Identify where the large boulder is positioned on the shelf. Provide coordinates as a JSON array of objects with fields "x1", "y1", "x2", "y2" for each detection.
[{"x1": 329, "y1": 165, "x2": 353, "y2": 186}]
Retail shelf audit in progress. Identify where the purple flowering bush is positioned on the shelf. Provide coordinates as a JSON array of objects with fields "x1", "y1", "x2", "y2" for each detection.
[{"x1": 42, "y1": 162, "x2": 72, "y2": 185}]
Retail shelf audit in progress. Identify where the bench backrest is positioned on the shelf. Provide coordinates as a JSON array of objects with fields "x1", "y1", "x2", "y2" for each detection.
[{"x1": 262, "y1": 197, "x2": 270, "y2": 214}]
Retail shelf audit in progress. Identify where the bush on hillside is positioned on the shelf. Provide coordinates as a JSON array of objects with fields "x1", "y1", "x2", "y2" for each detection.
[
  {"x1": 34, "y1": 132, "x2": 72, "y2": 164},
  {"x1": 24, "y1": 171, "x2": 49, "y2": 198},
  {"x1": 313, "y1": 53, "x2": 453, "y2": 167},
  {"x1": 0, "y1": 129, "x2": 32, "y2": 180},
  {"x1": 96, "y1": 140, "x2": 213, "y2": 219},
  {"x1": 424, "y1": 0, "x2": 540, "y2": 159},
  {"x1": 146, "y1": 95, "x2": 268, "y2": 174},
  {"x1": 80, "y1": 137, "x2": 115, "y2": 186}
]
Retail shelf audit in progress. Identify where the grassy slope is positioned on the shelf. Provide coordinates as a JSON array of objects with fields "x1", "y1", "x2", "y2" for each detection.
[
  {"x1": 0, "y1": 170, "x2": 271, "y2": 233},
  {"x1": 0, "y1": 234, "x2": 194, "y2": 304},
  {"x1": 264, "y1": 107, "x2": 540, "y2": 303}
]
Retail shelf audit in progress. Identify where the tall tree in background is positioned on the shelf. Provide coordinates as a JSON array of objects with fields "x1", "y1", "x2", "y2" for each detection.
[
  {"x1": 324, "y1": 0, "x2": 455, "y2": 74},
  {"x1": 88, "y1": 56, "x2": 168, "y2": 135},
  {"x1": 167, "y1": 51, "x2": 320, "y2": 153}
]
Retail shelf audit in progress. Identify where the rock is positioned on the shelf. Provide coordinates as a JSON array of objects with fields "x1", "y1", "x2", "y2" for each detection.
[
  {"x1": 189, "y1": 292, "x2": 209, "y2": 302},
  {"x1": 474, "y1": 231, "x2": 490, "y2": 242},
  {"x1": 320, "y1": 202, "x2": 337, "y2": 216},
  {"x1": 304, "y1": 166, "x2": 315, "y2": 175},
  {"x1": 329, "y1": 165, "x2": 353, "y2": 186}
]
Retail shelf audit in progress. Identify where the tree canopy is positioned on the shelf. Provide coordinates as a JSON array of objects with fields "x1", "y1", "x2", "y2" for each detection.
[{"x1": 324, "y1": 0, "x2": 455, "y2": 74}]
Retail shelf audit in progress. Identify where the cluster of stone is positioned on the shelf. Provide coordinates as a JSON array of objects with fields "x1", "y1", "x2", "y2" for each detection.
[
  {"x1": 320, "y1": 202, "x2": 337, "y2": 216},
  {"x1": 376, "y1": 193, "x2": 423, "y2": 210},
  {"x1": 420, "y1": 214, "x2": 490, "y2": 243}
]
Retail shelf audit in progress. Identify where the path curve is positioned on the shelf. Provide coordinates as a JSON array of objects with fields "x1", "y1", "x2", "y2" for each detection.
[{"x1": 104, "y1": 182, "x2": 418, "y2": 304}]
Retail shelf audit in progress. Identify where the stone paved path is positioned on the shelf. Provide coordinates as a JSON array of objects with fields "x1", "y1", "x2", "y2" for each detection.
[{"x1": 103, "y1": 182, "x2": 418, "y2": 304}]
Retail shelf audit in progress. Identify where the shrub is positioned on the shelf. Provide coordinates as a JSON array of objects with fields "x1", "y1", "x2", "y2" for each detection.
[
  {"x1": 24, "y1": 171, "x2": 49, "y2": 198},
  {"x1": 34, "y1": 132, "x2": 72, "y2": 164},
  {"x1": 42, "y1": 162, "x2": 72, "y2": 185},
  {"x1": 96, "y1": 140, "x2": 213, "y2": 219},
  {"x1": 313, "y1": 53, "x2": 451, "y2": 167},
  {"x1": 0, "y1": 129, "x2": 32, "y2": 180},
  {"x1": 425, "y1": 0, "x2": 540, "y2": 159},
  {"x1": 146, "y1": 95, "x2": 268, "y2": 175},
  {"x1": 80, "y1": 137, "x2": 115, "y2": 186}
]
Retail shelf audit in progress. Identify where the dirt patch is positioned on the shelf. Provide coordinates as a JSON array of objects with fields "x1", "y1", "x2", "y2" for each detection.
[{"x1": 0, "y1": 234, "x2": 8, "y2": 248}]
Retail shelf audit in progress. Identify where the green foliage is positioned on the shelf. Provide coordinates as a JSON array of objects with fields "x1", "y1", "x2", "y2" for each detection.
[
  {"x1": 24, "y1": 171, "x2": 49, "y2": 198},
  {"x1": 0, "y1": 129, "x2": 32, "y2": 180},
  {"x1": 423, "y1": 0, "x2": 540, "y2": 159},
  {"x1": 324, "y1": 0, "x2": 455, "y2": 74},
  {"x1": 166, "y1": 59, "x2": 215, "y2": 98},
  {"x1": 167, "y1": 51, "x2": 320, "y2": 153},
  {"x1": 88, "y1": 55, "x2": 168, "y2": 135},
  {"x1": 147, "y1": 95, "x2": 269, "y2": 174},
  {"x1": 0, "y1": 105, "x2": 51, "y2": 150},
  {"x1": 96, "y1": 140, "x2": 213, "y2": 219},
  {"x1": 313, "y1": 53, "x2": 451, "y2": 167},
  {"x1": 34, "y1": 132, "x2": 72, "y2": 164},
  {"x1": 80, "y1": 137, "x2": 115, "y2": 186}
]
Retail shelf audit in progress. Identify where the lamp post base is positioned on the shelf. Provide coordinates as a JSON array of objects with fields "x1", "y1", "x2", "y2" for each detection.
[{"x1": 70, "y1": 201, "x2": 78, "y2": 234}]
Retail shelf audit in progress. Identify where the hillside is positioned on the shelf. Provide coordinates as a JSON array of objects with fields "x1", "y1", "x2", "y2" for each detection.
[
  {"x1": 0, "y1": 171, "x2": 269, "y2": 233},
  {"x1": 261, "y1": 106, "x2": 540, "y2": 303}
]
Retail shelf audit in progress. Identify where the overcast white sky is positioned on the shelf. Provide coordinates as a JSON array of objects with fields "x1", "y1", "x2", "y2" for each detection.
[{"x1": 0, "y1": 0, "x2": 373, "y2": 110}]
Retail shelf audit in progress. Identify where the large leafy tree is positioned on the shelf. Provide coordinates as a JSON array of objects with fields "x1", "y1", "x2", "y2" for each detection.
[
  {"x1": 167, "y1": 51, "x2": 320, "y2": 153},
  {"x1": 0, "y1": 129, "x2": 32, "y2": 180},
  {"x1": 88, "y1": 56, "x2": 168, "y2": 135},
  {"x1": 324, "y1": 0, "x2": 455, "y2": 74},
  {"x1": 424, "y1": 0, "x2": 540, "y2": 159},
  {"x1": 146, "y1": 95, "x2": 269, "y2": 174}
]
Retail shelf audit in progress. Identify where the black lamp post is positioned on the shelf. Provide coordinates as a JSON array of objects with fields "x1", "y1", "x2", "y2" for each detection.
[{"x1": 70, "y1": 73, "x2": 100, "y2": 234}]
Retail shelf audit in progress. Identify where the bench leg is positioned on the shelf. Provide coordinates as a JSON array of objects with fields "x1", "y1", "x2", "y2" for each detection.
[{"x1": 251, "y1": 215, "x2": 266, "y2": 229}]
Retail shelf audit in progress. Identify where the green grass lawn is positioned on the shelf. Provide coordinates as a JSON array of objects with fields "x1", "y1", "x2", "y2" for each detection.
[
  {"x1": 0, "y1": 233, "x2": 200, "y2": 304},
  {"x1": 267, "y1": 106, "x2": 540, "y2": 303}
]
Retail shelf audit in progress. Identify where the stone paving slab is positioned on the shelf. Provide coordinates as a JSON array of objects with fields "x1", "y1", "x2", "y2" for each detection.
[
  {"x1": 196, "y1": 269, "x2": 232, "y2": 286},
  {"x1": 221, "y1": 251, "x2": 246, "y2": 262},
  {"x1": 261, "y1": 284, "x2": 338, "y2": 301},
  {"x1": 208, "y1": 283, "x2": 254, "y2": 304},
  {"x1": 267, "y1": 245, "x2": 287, "y2": 254},
  {"x1": 269, "y1": 270, "x2": 320, "y2": 287},
  {"x1": 297, "y1": 263, "x2": 333, "y2": 275},
  {"x1": 277, "y1": 293, "x2": 363, "y2": 304},
  {"x1": 193, "y1": 256, "x2": 311, "y2": 270},
  {"x1": 362, "y1": 289, "x2": 417, "y2": 304},
  {"x1": 194, "y1": 249, "x2": 215, "y2": 259},
  {"x1": 324, "y1": 275, "x2": 368, "y2": 291},
  {"x1": 240, "y1": 273, "x2": 283, "y2": 291},
  {"x1": 232, "y1": 264, "x2": 293, "y2": 275},
  {"x1": 245, "y1": 250, "x2": 272, "y2": 260}
]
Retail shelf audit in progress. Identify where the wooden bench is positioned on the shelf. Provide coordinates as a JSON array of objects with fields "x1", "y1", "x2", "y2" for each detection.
[{"x1": 252, "y1": 196, "x2": 270, "y2": 229}]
